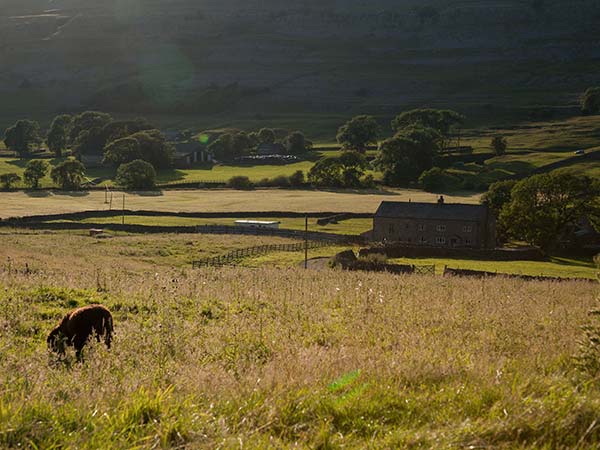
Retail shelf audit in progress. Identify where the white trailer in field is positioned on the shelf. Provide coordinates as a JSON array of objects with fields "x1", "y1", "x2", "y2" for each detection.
[{"x1": 234, "y1": 220, "x2": 281, "y2": 230}]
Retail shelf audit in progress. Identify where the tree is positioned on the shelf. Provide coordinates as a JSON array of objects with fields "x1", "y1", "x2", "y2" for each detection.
[
  {"x1": 491, "y1": 136, "x2": 508, "y2": 156},
  {"x1": 257, "y1": 128, "x2": 276, "y2": 145},
  {"x1": 231, "y1": 132, "x2": 253, "y2": 157},
  {"x1": 116, "y1": 160, "x2": 156, "y2": 190},
  {"x1": 481, "y1": 180, "x2": 517, "y2": 216},
  {"x1": 51, "y1": 159, "x2": 86, "y2": 190},
  {"x1": 500, "y1": 171, "x2": 600, "y2": 251},
  {"x1": 391, "y1": 109, "x2": 464, "y2": 150},
  {"x1": 336, "y1": 115, "x2": 379, "y2": 153},
  {"x1": 46, "y1": 114, "x2": 72, "y2": 157},
  {"x1": 102, "y1": 137, "x2": 142, "y2": 167},
  {"x1": 4, "y1": 120, "x2": 41, "y2": 157},
  {"x1": 338, "y1": 151, "x2": 368, "y2": 188},
  {"x1": 128, "y1": 130, "x2": 174, "y2": 169},
  {"x1": 208, "y1": 133, "x2": 234, "y2": 161},
  {"x1": 72, "y1": 127, "x2": 106, "y2": 156},
  {"x1": 308, "y1": 157, "x2": 344, "y2": 187},
  {"x1": 419, "y1": 167, "x2": 451, "y2": 192},
  {"x1": 283, "y1": 131, "x2": 312, "y2": 155},
  {"x1": 308, "y1": 152, "x2": 369, "y2": 188},
  {"x1": 374, "y1": 126, "x2": 440, "y2": 186},
  {"x1": 481, "y1": 180, "x2": 517, "y2": 243},
  {"x1": 0, "y1": 173, "x2": 21, "y2": 190},
  {"x1": 581, "y1": 87, "x2": 600, "y2": 115},
  {"x1": 208, "y1": 132, "x2": 251, "y2": 161},
  {"x1": 23, "y1": 160, "x2": 48, "y2": 189},
  {"x1": 101, "y1": 118, "x2": 154, "y2": 144},
  {"x1": 69, "y1": 111, "x2": 113, "y2": 142}
]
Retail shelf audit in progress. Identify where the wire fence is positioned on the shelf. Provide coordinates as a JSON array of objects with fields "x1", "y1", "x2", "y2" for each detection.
[
  {"x1": 413, "y1": 265, "x2": 436, "y2": 276},
  {"x1": 192, "y1": 240, "x2": 333, "y2": 268}
]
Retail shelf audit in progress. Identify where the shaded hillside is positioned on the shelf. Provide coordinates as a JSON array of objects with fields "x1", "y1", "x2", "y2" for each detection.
[{"x1": 1, "y1": 0, "x2": 600, "y2": 125}]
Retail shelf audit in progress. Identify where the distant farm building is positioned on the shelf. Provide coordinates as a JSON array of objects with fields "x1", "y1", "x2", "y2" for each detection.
[
  {"x1": 173, "y1": 142, "x2": 213, "y2": 168},
  {"x1": 234, "y1": 220, "x2": 280, "y2": 229},
  {"x1": 372, "y1": 199, "x2": 496, "y2": 249}
]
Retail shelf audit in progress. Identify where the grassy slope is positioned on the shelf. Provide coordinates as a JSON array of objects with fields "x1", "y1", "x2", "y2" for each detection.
[
  {"x1": 0, "y1": 231, "x2": 599, "y2": 448},
  {"x1": 2, "y1": 115, "x2": 599, "y2": 190}
]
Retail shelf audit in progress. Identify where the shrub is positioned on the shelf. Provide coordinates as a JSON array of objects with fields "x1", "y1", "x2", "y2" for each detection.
[
  {"x1": 270, "y1": 175, "x2": 291, "y2": 187},
  {"x1": 0, "y1": 173, "x2": 21, "y2": 190},
  {"x1": 116, "y1": 159, "x2": 157, "y2": 190},
  {"x1": 419, "y1": 167, "x2": 449, "y2": 192},
  {"x1": 289, "y1": 170, "x2": 305, "y2": 187},
  {"x1": 227, "y1": 176, "x2": 254, "y2": 190}
]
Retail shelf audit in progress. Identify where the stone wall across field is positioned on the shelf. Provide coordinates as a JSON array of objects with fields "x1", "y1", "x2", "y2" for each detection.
[
  {"x1": 1, "y1": 210, "x2": 373, "y2": 223},
  {"x1": 359, "y1": 245, "x2": 545, "y2": 262}
]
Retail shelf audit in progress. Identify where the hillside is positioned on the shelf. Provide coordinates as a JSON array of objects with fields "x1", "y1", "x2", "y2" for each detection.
[{"x1": 1, "y1": 0, "x2": 600, "y2": 132}]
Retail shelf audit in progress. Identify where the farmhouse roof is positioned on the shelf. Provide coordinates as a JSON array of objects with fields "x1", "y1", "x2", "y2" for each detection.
[{"x1": 375, "y1": 201, "x2": 488, "y2": 222}]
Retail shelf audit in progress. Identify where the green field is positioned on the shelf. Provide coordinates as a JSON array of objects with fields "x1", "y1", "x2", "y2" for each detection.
[
  {"x1": 47, "y1": 215, "x2": 374, "y2": 236},
  {"x1": 388, "y1": 256, "x2": 597, "y2": 280}
]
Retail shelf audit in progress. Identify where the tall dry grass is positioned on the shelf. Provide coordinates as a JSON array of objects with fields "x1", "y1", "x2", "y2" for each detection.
[{"x1": 0, "y1": 256, "x2": 598, "y2": 448}]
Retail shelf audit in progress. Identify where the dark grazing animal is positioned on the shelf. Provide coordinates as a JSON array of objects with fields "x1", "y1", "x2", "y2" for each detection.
[{"x1": 47, "y1": 304, "x2": 113, "y2": 360}]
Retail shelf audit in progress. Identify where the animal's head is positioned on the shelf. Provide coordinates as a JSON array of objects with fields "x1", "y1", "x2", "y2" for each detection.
[{"x1": 47, "y1": 327, "x2": 67, "y2": 354}]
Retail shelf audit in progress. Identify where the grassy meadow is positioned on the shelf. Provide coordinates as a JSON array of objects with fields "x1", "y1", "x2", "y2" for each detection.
[{"x1": 0, "y1": 229, "x2": 599, "y2": 448}]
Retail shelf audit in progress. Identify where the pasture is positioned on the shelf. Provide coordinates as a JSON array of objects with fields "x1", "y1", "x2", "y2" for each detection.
[
  {"x1": 0, "y1": 229, "x2": 599, "y2": 448},
  {"x1": 0, "y1": 188, "x2": 481, "y2": 219}
]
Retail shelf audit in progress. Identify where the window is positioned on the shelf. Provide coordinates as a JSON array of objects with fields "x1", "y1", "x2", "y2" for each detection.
[
  {"x1": 435, "y1": 237, "x2": 446, "y2": 245},
  {"x1": 465, "y1": 239, "x2": 472, "y2": 246},
  {"x1": 418, "y1": 224, "x2": 426, "y2": 232},
  {"x1": 436, "y1": 224, "x2": 446, "y2": 232},
  {"x1": 462, "y1": 225, "x2": 473, "y2": 233},
  {"x1": 419, "y1": 236, "x2": 427, "y2": 244},
  {"x1": 388, "y1": 224, "x2": 395, "y2": 234}
]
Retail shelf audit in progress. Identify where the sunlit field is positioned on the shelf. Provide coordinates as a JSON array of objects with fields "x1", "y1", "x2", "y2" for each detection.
[
  {"x1": 0, "y1": 189, "x2": 481, "y2": 219},
  {"x1": 0, "y1": 230, "x2": 599, "y2": 448}
]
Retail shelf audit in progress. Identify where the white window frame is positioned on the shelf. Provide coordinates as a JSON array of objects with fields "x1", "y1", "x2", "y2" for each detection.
[
  {"x1": 435, "y1": 237, "x2": 446, "y2": 245},
  {"x1": 419, "y1": 236, "x2": 427, "y2": 244},
  {"x1": 436, "y1": 224, "x2": 446, "y2": 232},
  {"x1": 462, "y1": 225, "x2": 473, "y2": 233},
  {"x1": 418, "y1": 224, "x2": 426, "y2": 232}
]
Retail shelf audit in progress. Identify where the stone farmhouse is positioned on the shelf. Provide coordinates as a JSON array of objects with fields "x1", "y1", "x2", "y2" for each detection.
[
  {"x1": 173, "y1": 142, "x2": 213, "y2": 168},
  {"x1": 372, "y1": 198, "x2": 496, "y2": 249}
]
